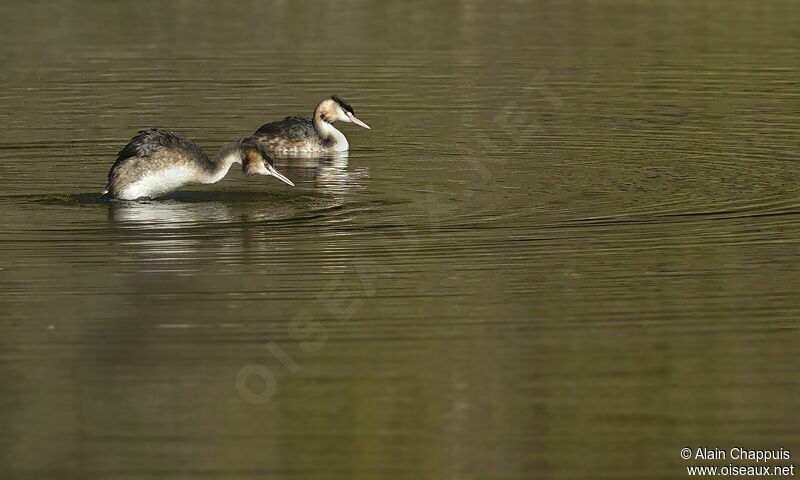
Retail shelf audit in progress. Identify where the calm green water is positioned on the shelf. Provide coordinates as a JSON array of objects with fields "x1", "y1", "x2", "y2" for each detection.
[{"x1": 2, "y1": 1, "x2": 800, "y2": 478}]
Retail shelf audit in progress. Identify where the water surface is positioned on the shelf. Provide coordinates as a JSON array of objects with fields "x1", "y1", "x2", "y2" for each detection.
[{"x1": 1, "y1": 1, "x2": 800, "y2": 478}]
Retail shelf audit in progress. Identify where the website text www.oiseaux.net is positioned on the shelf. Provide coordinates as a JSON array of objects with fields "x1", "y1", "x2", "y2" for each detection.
[
  {"x1": 686, "y1": 464, "x2": 795, "y2": 476},
  {"x1": 683, "y1": 447, "x2": 794, "y2": 476}
]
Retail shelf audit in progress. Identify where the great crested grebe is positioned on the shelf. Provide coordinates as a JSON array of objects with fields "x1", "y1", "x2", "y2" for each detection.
[
  {"x1": 103, "y1": 128, "x2": 294, "y2": 200},
  {"x1": 249, "y1": 95, "x2": 370, "y2": 154}
]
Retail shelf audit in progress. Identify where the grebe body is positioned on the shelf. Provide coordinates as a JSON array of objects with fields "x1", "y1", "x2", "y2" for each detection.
[
  {"x1": 250, "y1": 96, "x2": 370, "y2": 155},
  {"x1": 104, "y1": 129, "x2": 293, "y2": 200}
]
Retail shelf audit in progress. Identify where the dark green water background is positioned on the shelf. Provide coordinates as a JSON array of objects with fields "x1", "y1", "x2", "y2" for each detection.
[{"x1": 1, "y1": 1, "x2": 799, "y2": 478}]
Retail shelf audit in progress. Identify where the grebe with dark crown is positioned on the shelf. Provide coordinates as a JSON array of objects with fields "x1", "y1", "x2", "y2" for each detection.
[
  {"x1": 103, "y1": 128, "x2": 294, "y2": 200},
  {"x1": 249, "y1": 95, "x2": 370, "y2": 154}
]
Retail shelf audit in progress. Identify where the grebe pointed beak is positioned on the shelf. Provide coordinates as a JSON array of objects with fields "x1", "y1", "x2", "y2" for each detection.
[
  {"x1": 266, "y1": 163, "x2": 295, "y2": 187},
  {"x1": 346, "y1": 112, "x2": 371, "y2": 129}
]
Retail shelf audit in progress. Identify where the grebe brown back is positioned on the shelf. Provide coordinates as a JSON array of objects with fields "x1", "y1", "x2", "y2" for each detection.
[
  {"x1": 103, "y1": 129, "x2": 294, "y2": 200},
  {"x1": 249, "y1": 95, "x2": 370, "y2": 155}
]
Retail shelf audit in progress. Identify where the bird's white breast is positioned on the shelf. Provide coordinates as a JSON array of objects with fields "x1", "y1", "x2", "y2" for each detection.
[
  {"x1": 317, "y1": 122, "x2": 349, "y2": 152},
  {"x1": 117, "y1": 166, "x2": 197, "y2": 200}
]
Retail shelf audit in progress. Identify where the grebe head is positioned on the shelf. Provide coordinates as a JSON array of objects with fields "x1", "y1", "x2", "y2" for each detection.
[
  {"x1": 318, "y1": 95, "x2": 371, "y2": 129},
  {"x1": 242, "y1": 144, "x2": 295, "y2": 186}
]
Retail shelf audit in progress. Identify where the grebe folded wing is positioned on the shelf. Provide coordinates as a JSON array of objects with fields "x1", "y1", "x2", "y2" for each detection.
[
  {"x1": 254, "y1": 116, "x2": 315, "y2": 137},
  {"x1": 251, "y1": 116, "x2": 320, "y2": 152},
  {"x1": 115, "y1": 129, "x2": 206, "y2": 159}
]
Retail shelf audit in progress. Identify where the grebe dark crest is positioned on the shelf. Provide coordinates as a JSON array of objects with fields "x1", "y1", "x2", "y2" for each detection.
[
  {"x1": 103, "y1": 128, "x2": 294, "y2": 200},
  {"x1": 249, "y1": 95, "x2": 370, "y2": 154}
]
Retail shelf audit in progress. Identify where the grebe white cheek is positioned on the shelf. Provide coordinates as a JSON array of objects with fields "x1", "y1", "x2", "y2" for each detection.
[{"x1": 242, "y1": 149, "x2": 295, "y2": 186}]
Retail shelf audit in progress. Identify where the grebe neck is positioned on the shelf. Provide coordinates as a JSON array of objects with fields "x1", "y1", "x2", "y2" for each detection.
[
  {"x1": 203, "y1": 142, "x2": 246, "y2": 184},
  {"x1": 313, "y1": 110, "x2": 349, "y2": 152}
]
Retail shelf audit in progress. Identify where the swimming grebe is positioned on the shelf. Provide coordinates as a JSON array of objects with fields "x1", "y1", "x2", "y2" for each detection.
[
  {"x1": 103, "y1": 128, "x2": 294, "y2": 200},
  {"x1": 249, "y1": 95, "x2": 370, "y2": 154}
]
